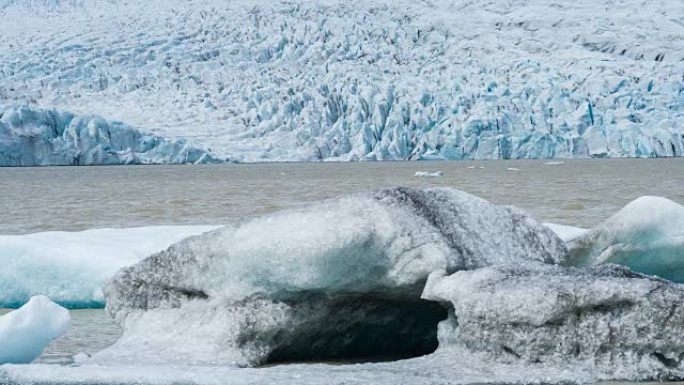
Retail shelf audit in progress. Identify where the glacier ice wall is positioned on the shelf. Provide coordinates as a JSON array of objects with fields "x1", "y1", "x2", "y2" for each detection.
[
  {"x1": 567, "y1": 196, "x2": 684, "y2": 282},
  {"x1": 0, "y1": 226, "x2": 218, "y2": 308},
  {"x1": 0, "y1": 106, "x2": 217, "y2": 166},
  {"x1": 0, "y1": 0, "x2": 682, "y2": 163},
  {"x1": 100, "y1": 187, "x2": 566, "y2": 366}
]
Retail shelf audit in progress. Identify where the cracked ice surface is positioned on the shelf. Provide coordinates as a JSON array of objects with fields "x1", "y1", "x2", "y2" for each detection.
[{"x1": 0, "y1": 0, "x2": 682, "y2": 163}]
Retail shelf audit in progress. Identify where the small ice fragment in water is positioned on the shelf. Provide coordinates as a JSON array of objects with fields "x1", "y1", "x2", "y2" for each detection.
[
  {"x1": 414, "y1": 171, "x2": 443, "y2": 177},
  {"x1": 507, "y1": 167, "x2": 519, "y2": 171},
  {"x1": 0, "y1": 296, "x2": 70, "y2": 364},
  {"x1": 544, "y1": 161, "x2": 565, "y2": 165}
]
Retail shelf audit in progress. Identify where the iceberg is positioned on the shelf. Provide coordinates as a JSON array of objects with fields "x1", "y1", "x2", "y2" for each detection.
[
  {"x1": 0, "y1": 226, "x2": 218, "y2": 308},
  {"x1": 99, "y1": 187, "x2": 567, "y2": 366},
  {"x1": 0, "y1": 106, "x2": 218, "y2": 166},
  {"x1": 567, "y1": 196, "x2": 684, "y2": 282},
  {"x1": 423, "y1": 262, "x2": 684, "y2": 380},
  {"x1": 0, "y1": 296, "x2": 70, "y2": 364},
  {"x1": 0, "y1": 0, "x2": 682, "y2": 164},
  {"x1": 414, "y1": 171, "x2": 443, "y2": 177}
]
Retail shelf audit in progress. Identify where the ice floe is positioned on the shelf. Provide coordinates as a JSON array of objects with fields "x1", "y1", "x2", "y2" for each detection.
[{"x1": 0, "y1": 296, "x2": 70, "y2": 364}]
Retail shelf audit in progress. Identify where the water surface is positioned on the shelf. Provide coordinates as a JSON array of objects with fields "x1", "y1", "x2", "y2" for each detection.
[{"x1": 2, "y1": 158, "x2": 683, "y2": 234}]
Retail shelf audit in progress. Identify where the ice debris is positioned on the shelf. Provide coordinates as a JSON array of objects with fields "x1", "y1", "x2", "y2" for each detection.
[
  {"x1": 414, "y1": 171, "x2": 442, "y2": 177},
  {"x1": 0, "y1": 296, "x2": 70, "y2": 364}
]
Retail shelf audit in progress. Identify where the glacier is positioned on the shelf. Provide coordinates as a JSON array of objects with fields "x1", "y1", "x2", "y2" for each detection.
[
  {"x1": 0, "y1": 226, "x2": 218, "y2": 308},
  {"x1": 0, "y1": 296, "x2": 70, "y2": 364},
  {"x1": 0, "y1": 106, "x2": 217, "y2": 166},
  {"x1": 0, "y1": 0, "x2": 682, "y2": 164}
]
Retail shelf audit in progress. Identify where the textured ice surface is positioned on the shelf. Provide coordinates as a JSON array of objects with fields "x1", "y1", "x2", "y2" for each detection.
[
  {"x1": 100, "y1": 187, "x2": 566, "y2": 366},
  {"x1": 0, "y1": 0, "x2": 682, "y2": 163},
  {"x1": 0, "y1": 296, "x2": 70, "y2": 364},
  {"x1": 568, "y1": 196, "x2": 684, "y2": 282},
  {"x1": 544, "y1": 223, "x2": 588, "y2": 242},
  {"x1": 0, "y1": 106, "x2": 216, "y2": 166},
  {"x1": 0, "y1": 226, "x2": 217, "y2": 308},
  {"x1": 423, "y1": 262, "x2": 684, "y2": 380}
]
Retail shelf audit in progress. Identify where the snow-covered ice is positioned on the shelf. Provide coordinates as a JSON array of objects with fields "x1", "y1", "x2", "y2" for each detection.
[
  {"x1": 0, "y1": 296, "x2": 70, "y2": 364},
  {"x1": 567, "y1": 196, "x2": 684, "y2": 282},
  {"x1": 0, "y1": 0, "x2": 682, "y2": 164},
  {"x1": 0, "y1": 226, "x2": 218, "y2": 308}
]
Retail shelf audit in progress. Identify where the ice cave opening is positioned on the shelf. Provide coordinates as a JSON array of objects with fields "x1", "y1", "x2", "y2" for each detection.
[{"x1": 262, "y1": 292, "x2": 449, "y2": 365}]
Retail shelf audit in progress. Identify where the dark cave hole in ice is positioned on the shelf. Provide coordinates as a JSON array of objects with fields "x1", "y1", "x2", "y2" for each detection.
[{"x1": 263, "y1": 292, "x2": 449, "y2": 365}]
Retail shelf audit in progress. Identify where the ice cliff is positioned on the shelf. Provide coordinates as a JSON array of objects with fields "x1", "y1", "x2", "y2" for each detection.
[
  {"x1": 0, "y1": 106, "x2": 216, "y2": 166},
  {"x1": 0, "y1": 0, "x2": 682, "y2": 163}
]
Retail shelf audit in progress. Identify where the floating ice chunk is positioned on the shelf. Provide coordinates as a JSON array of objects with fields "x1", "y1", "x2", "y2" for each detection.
[
  {"x1": 414, "y1": 171, "x2": 442, "y2": 177},
  {"x1": 423, "y1": 262, "x2": 684, "y2": 379},
  {"x1": 506, "y1": 167, "x2": 519, "y2": 171},
  {"x1": 567, "y1": 196, "x2": 684, "y2": 282},
  {"x1": 544, "y1": 223, "x2": 588, "y2": 242},
  {"x1": 544, "y1": 161, "x2": 565, "y2": 165},
  {"x1": 0, "y1": 226, "x2": 218, "y2": 308},
  {"x1": 0, "y1": 296, "x2": 70, "y2": 364},
  {"x1": 99, "y1": 187, "x2": 567, "y2": 366}
]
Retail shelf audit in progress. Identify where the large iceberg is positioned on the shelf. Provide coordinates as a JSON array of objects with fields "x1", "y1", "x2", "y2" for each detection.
[
  {"x1": 423, "y1": 262, "x2": 684, "y2": 380},
  {"x1": 0, "y1": 106, "x2": 217, "y2": 166},
  {"x1": 0, "y1": 0, "x2": 682, "y2": 163},
  {"x1": 0, "y1": 226, "x2": 218, "y2": 308},
  {"x1": 567, "y1": 196, "x2": 684, "y2": 282},
  {"x1": 0, "y1": 296, "x2": 70, "y2": 364},
  {"x1": 100, "y1": 187, "x2": 567, "y2": 366}
]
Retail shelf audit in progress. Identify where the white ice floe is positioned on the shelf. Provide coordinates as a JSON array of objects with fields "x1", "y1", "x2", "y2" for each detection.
[
  {"x1": 0, "y1": 296, "x2": 70, "y2": 364},
  {"x1": 0, "y1": 226, "x2": 218, "y2": 307},
  {"x1": 0, "y1": 0, "x2": 682, "y2": 164},
  {"x1": 414, "y1": 171, "x2": 442, "y2": 177}
]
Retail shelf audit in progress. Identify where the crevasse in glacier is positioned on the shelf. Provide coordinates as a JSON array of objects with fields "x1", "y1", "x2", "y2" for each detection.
[
  {"x1": 0, "y1": 106, "x2": 217, "y2": 166},
  {"x1": 0, "y1": 0, "x2": 682, "y2": 163},
  {"x1": 100, "y1": 187, "x2": 567, "y2": 366}
]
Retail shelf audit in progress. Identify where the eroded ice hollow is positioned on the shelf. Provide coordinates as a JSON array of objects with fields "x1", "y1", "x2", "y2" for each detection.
[
  {"x1": 97, "y1": 187, "x2": 684, "y2": 380},
  {"x1": 100, "y1": 187, "x2": 566, "y2": 366}
]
